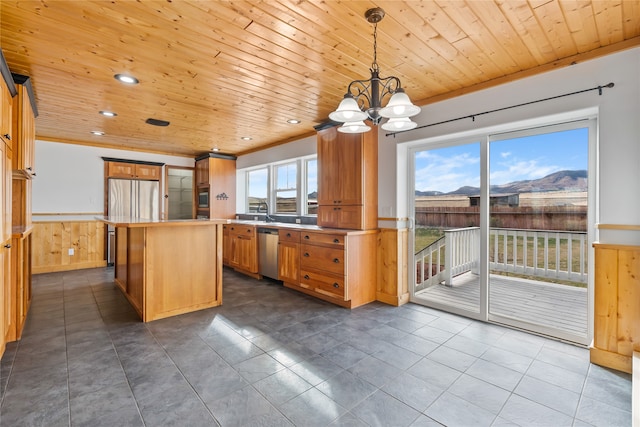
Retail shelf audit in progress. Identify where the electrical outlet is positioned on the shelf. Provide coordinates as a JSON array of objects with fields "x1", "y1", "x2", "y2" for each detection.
[
  {"x1": 254, "y1": 216, "x2": 258, "y2": 220},
  {"x1": 295, "y1": 218, "x2": 301, "y2": 224},
  {"x1": 68, "y1": 248, "x2": 74, "y2": 256}
]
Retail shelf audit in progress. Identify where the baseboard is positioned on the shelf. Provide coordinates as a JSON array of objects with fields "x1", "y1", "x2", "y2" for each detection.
[{"x1": 33, "y1": 261, "x2": 107, "y2": 274}]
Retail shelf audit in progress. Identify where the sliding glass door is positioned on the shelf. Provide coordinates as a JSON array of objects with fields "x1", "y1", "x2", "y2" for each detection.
[
  {"x1": 487, "y1": 124, "x2": 590, "y2": 343},
  {"x1": 410, "y1": 119, "x2": 594, "y2": 344},
  {"x1": 412, "y1": 140, "x2": 484, "y2": 318}
]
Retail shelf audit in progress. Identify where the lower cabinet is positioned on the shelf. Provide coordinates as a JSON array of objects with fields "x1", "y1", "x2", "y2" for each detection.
[
  {"x1": 227, "y1": 224, "x2": 258, "y2": 275},
  {"x1": 278, "y1": 230, "x2": 300, "y2": 284},
  {"x1": 282, "y1": 229, "x2": 377, "y2": 308},
  {"x1": 11, "y1": 231, "x2": 32, "y2": 341},
  {"x1": 222, "y1": 224, "x2": 230, "y2": 265}
]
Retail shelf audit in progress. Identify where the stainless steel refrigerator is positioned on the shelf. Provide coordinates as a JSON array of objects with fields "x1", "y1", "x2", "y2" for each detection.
[{"x1": 107, "y1": 178, "x2": 160, "y2": 264}]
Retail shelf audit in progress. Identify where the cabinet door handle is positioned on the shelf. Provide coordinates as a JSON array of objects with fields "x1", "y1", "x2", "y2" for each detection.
[
  {"x1": 303, "y1": 235, "x2": 309, "y2": 240},
  {"x1": 286, "y1": 233, "x2": 291, "y2": 237},
  {"x1": 3, "y1": 133, "x2": 10, "y2": 141},
  {"x1": 333, "y1": 258, "x2": 340, "y2": 263},
  {"x1": 303, "y1": 274, "x2": 310, "y2": 280},
  {"x1": 333, "y1": 283, "x2": 339, "y2": 288},
  {"x1": 333, "y1": 238, "x2": 339, "y2": 243},
  {"x1": 4, "y1": 244, "x2": 11, "y2": 249},
  {"x1": 303, "y1": 252, "x2": 310, "y2": 257}
]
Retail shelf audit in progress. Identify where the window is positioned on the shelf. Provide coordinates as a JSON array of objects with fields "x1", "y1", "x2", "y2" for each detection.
[
  {"x1": 247, "y1": 168, "x2": 268, "y2": 213},
  {"x1": 240, "y1": 156, "x2": 317, "y2": 216},
  {"x1": 306, "y1": 159, "x2": 317, "y2": 214},
  {"x1": 275, "y1": 162, "x2": 297, "y2": 213}
]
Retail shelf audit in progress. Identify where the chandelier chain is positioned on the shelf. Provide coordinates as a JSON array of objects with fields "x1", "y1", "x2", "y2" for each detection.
[{"x1": 371, "y1": 22, "x2": 379, "y2": 73}]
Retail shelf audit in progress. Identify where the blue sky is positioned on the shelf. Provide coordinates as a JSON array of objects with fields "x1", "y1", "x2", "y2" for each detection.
[{"x1": 415, "y1": 127, "x2": 589, "y2": 193}]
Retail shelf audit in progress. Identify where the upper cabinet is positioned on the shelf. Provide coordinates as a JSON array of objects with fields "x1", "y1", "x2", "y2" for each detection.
[
  {"x1": 195, "y1": 153, "x2": 236, "y2": 219},
  {"x1": 0, "y1": 78, "x2": 12, "y2": 147},
  {"x1": 11, "y1": 75, "x2": 37, "y2": 180},
  {"x1": 316, "y1": 125, "x2": 378, "y2": 230},
  {"x1": 105, "y1": 159, "x2": 162, "y2": 180}
]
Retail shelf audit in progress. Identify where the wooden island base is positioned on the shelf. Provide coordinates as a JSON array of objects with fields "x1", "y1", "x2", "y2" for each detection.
[{"x1": 103, "y1": 217, "x2": 224, "y2": 322}]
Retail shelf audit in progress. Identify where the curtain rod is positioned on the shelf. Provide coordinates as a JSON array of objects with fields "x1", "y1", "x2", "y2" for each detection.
[{"x1": 386, "y1": 82, "x2": 615, "y2": 138}]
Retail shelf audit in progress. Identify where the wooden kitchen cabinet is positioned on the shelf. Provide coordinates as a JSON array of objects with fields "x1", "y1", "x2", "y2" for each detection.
[
  {"x1": 284, "y1": 229, "x2": 378, "y2": 308},
  {"x1": 107, "y1": 161, "x2": 161, "y2": 180},
  {"x1": 227, "y1": 224, "x2": 258, "y2": 275},
  {"x1": 278, "y1": 229, "x2": 300, "y2": 284},
  {"x1": 195, "y1": 153, "x2": 236, "y2": 219},
  {"x1": 222, "y1": 224, "x2": 230, "y2": 265},
  {"x1": 1, "y1": 76, "x2": 13, "y2": 147},
  {"x1": 316, "y1": 125, "x2": 377, "y2": 230},
  {"x1": 11, "y1": 75, "x2": 36, "y2": 179},
  {"x1": 10, "y1": 230, "x2": 31, "y2": 341}
]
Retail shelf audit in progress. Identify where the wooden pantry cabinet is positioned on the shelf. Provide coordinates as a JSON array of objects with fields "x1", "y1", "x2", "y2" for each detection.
[
  {"x1": 316, "y1": 124, "x2": 378, "y2": 230},
  {"x1": 282, "y1": 228, "x2": 378, "y2": 308},
  {"x1": 5, "y1": 74, "x2": 36, "y2": 347}
]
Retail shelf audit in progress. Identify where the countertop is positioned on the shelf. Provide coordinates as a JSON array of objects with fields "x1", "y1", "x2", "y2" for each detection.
[
  {"x1": 97, "y1": 216, "x2": 226, "y2": 228},
  {"x1": 226, "y1": 219, "x2": 377, "y2": 235}
]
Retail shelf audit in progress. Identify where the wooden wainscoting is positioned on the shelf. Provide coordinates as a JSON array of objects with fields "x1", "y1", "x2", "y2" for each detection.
[
  {"x1": 376, "y1": 228, "x2": 409, "y2": 306},
  {"x1": 32, "y1": 220, "x2": 106, "y2": 274},
  {"x1": 591, "y1": 243, "x2": 640, "y2": 373}
]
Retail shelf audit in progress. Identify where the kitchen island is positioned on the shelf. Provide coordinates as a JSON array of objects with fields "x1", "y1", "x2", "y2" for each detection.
[{"x1": 99, "y1": 217, "x2": 224, "y2": 322}]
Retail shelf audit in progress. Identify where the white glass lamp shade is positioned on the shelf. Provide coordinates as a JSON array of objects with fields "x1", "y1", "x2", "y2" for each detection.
[
  {"x1": 381, "y1": 117, "x2": 418, "y2": 132},
  {"x1": 337, "y1": 121, "x2": 371, "y2": 133},
  {"x1": 329, "y1": 95, "x2": 369, "y2": 123},
  {"x1": 379, "y1": 89, "x2": 421, "y2": 118}
]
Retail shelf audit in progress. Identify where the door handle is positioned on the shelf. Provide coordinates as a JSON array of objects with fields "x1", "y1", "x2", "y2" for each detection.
[{"x1": 4, "y1": 244, "x2": 11, "y2": 249}]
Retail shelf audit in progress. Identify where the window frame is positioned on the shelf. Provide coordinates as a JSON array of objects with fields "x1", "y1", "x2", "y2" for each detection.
[{"x1": 240, "y1": 154, "x2": 317, "y2": 217}]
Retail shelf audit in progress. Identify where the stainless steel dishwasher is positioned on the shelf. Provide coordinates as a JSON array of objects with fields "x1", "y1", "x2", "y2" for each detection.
[{"x1": 257, "y1": 228, "x2": 279, "y2": 280}]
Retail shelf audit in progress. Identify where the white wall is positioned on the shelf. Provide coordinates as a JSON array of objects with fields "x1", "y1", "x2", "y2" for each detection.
[
  {"x1": 33, "y1": 141, "x2": 194, "y2": 214},
  {"x1": 383, "y1": 47, "x2": 640, "y2": 245}
]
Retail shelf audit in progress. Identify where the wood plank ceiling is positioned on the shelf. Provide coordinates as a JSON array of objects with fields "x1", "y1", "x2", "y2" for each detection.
[{"x1": 1, "y1": 1, "x2": 639, "y2": 158}]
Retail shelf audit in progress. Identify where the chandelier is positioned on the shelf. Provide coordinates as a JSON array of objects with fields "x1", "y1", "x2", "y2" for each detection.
[{"x1": 329, "y1": 8, "x2": 420, "y2": 133}]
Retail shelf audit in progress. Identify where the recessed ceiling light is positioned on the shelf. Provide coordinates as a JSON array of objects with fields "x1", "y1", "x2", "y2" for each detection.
[
  {"x1": 114, "y1": 74, "x2": 139, "y2": 84},
  {"x1": 99, "y1": 110, "x2": 117, "y2": 117},
  {"x1": 241, "y1": 137, "x2": 252, "y2": 141},
  {"x1": 91, "y1": 131, "x2": 105, "y2": 136},
  {"x1": 287, "y1": 119, "x2": 301, "y2": 124},
  {"x1": 212, "y1": 147, "x2": 220, "y2": 152}
]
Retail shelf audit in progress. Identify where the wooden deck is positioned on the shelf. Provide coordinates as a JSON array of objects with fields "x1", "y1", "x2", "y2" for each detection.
[{"x1": 415, "y1": 272, "x2": 588, "y2": 337}]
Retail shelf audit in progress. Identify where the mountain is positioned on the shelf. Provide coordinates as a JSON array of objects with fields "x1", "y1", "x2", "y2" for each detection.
[{"x1": 417, "y1": 170, "x2": 587, "y2": 196}]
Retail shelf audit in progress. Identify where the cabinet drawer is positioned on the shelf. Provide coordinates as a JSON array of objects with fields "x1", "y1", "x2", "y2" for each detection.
[
  {"x1": 300, "y1": 269, "x2": 345, "y2": 299},
  {"x1": 300, "y1": 244, "x2": 344, "y2": 275},
  {"x1": 279, "y1": 229, "x2": 300, "y2": 243},
  {"x1": 228, "y1": 225, "x2": 255, "y2": 237},
  {"x1": 300, "y1": 231, "x2": 344, "y2": 247}
]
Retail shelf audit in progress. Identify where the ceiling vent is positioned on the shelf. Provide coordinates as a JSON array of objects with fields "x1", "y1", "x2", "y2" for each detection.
[{"x1": 145, "y1": 118, "x2": 170, "y2": 127}]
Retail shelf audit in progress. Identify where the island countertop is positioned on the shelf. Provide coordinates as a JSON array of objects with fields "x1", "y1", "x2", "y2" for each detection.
[{"x1": 97, "y1": 216, "x2": 227, "y2": 228}]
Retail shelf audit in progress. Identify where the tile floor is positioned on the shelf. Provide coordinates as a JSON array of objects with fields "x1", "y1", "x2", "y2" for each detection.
[{"x1": 0, "y1": 267, "x2": 632, "y2": 427}]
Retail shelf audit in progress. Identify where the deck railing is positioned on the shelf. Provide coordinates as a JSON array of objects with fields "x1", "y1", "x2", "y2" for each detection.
[{"x1": 415, "y1": 227, "x2": 588, "y2": 291}]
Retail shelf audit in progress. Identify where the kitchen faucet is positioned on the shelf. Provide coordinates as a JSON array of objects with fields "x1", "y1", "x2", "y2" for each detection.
[{"x1": 259, "y1": 200, "x2": 274, "y2": 222}]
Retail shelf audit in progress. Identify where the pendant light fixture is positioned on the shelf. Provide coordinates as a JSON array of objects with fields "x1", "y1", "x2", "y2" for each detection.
[{"x1": 329, "y1": 8, "x2": 420, "y2": 133}]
